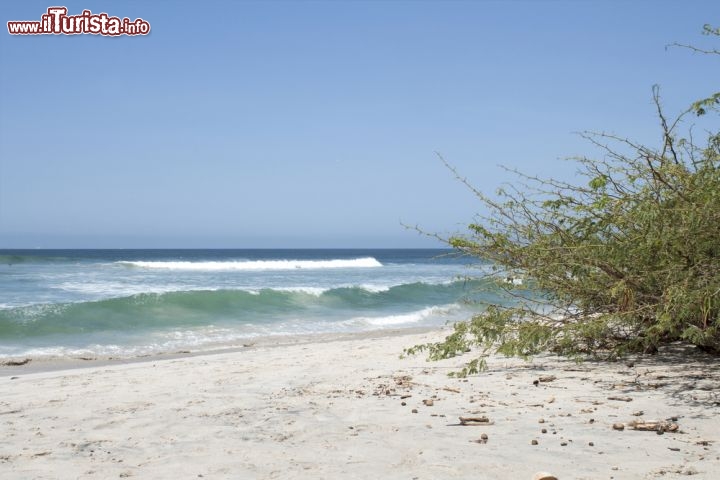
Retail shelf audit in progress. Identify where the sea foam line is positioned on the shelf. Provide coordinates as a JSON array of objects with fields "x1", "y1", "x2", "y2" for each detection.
[{"x1": 115, "y1": 257, "x2": 383, "y2": 271}]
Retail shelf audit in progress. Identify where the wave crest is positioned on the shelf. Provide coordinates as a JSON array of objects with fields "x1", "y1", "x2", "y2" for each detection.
[{"x1": 115, "y1": 257, "x2": 383, "y2": 271}]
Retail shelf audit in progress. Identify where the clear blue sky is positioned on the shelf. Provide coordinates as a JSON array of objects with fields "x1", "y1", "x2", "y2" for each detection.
[{"x1": 1, "y1": 1, "x2": 718, "y2": 248}]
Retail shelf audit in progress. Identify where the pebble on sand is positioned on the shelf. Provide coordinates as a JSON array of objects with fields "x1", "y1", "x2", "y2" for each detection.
[{"x1": 532, "y1": 473, "x2": 558, "y2": 480}]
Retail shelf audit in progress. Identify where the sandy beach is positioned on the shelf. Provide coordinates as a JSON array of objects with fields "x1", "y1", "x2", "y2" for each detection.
[{"x1": 1, "y1": 328, "x2": 719, "y2": 479}]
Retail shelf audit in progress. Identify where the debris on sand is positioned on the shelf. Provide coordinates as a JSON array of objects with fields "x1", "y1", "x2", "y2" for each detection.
[
  {"x1": 607, "y1": 396, "x2": 633, "y2": 402},
  {"x1": 458, "y1": 416, "x2": 493, "y2": 425},
  {"x1": 627, "y1": 420, "x2": 679, "y2": 433},
  {"x1": 2, "y1": 358, "x2": 31, "y2": 367}
]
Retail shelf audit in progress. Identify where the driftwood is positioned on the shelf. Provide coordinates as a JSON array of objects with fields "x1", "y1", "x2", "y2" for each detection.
[
  {"x1": 613, "y1": 420, "x2": 679, "y2": 433},
  {"x1": 607, "y1": 396, "x2": 633, "y2": 402},
  {"x1": 628, "y1": 420, "x2": 679, "y2": 433},
  {"x1": 458, "y1": 416, "x2": 494, "y2": 425},
  {"x1": 2, "y1": 358, "x2": 31, "y2": 367},
  {"x1": 0, "y1": 409, "x2": 22, "y2": 416}
]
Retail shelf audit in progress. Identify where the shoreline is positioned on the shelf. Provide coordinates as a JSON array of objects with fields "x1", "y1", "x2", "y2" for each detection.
[
  {"x1": 0, "y1": 325, "x2": 440, "y2": 377},
  {"x1": 2, "y1": 327, "x2": 719, "y2": 479}
]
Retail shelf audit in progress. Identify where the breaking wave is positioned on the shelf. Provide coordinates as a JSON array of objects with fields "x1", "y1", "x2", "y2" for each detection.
[
  {"x1": 115, "y1": 257, "x2": 383, "y2": 271},
  {"x1": 0, "y1": 280, "x2": 485, "y2": 339}
]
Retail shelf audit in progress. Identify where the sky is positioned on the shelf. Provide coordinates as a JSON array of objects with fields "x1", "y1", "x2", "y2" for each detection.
[{"x1": 0, "y1": 0, "x2": 718, "y2": 248}]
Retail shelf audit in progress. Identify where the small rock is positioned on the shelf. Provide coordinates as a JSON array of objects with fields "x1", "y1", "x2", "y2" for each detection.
[
  {"x1": 411, "y1": 409, "x2": 418, "y2": 414},
  {"x1": 422, "y1": 399, "x2": 434, "y2": 407},
  {"x1": 560, "y1": 441, "x2": 568, "y2": 446},
  {"x1": 472, "y1": 433, "x2": 489, "y2": 445},
  {"x1": 538, "y1": 418, "x2": 545, "y2": 424},
  {"x1": 539, "y1": 375, "x2": 557, "y2": 382},
  {"x1": 532, "y1": 473, "x2": 558, "y2": 480},
  {"x1": 589, "y1": 442, "x2": 594, "y2": 446},
  {"x1": 533, "y1": 379, "x2": 540, "y2": 386},
  {"x1": 541, "y1": 428, "x2": 547, "y2": 434},
  {"x1": 632, "y1": 411, "x2": 644, "y2": 416},
  {"x1": 531, "y1": 439, "x2": 538, "y2": 445},
  {"x1": 612, "y1": 423, "x2": 625, "y2": 431}
]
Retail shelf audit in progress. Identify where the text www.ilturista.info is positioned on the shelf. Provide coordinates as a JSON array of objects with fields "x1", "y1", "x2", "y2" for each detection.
[{"x1": 7, "y1": 7, "x2": 150, "y2": 36}]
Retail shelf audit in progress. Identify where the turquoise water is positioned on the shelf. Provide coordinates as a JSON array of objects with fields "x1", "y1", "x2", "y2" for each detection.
[{"x1": 0, "y1": 249, "x2": 497, "y2": 359}]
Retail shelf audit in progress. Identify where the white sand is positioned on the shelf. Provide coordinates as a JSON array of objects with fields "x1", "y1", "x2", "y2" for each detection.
[{"x1": 1, "y1": 328, "x2": 719, "y2": 479}]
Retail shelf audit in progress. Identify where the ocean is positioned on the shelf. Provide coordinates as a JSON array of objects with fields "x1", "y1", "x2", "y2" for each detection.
[{"x1": 0, "y1": 249, "x2": 499, "y2": 359}]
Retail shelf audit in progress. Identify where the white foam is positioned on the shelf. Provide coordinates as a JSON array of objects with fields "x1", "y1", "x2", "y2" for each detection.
[
  {"x1": 56, "y1": 281, "x2": 196, "y2": 297},
  {"x1": 358, "y1": 284, "x2": 392, "y2": 293},
  {"x1": 273, "y1": 286, "x2": 330, "y2": 296},
  {"x1": 115, "y1": 257, "x2": 383, "y2": 272},
  {"x1": 354, "y1": 305, "x2": 458, "y2": 327}
]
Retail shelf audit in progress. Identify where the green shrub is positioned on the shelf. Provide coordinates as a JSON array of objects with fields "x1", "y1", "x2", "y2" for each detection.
[{"x1": 408, "y1": 28, "x2": 720, "y2": 374}]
